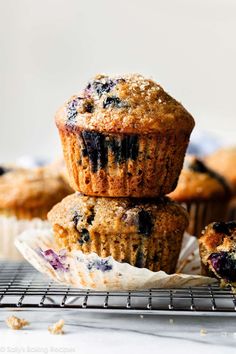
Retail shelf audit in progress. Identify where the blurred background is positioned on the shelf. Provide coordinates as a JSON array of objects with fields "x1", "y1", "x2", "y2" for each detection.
[{"x1": 1, "y1": 0, "x2": 235, "y2": 162}]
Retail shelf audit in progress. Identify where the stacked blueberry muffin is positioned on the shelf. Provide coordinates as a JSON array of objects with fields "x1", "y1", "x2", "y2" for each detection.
[{"x1": 49, "y1": 74, "x2": 195, "y2": 273}]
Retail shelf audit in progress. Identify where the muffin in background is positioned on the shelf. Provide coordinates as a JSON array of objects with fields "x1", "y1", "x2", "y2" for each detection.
[
  {"x1": 205, "y1": 147, "x2": 236, "y2": 220},
  {"x1": 55, "y1": 74, "x2": 195, "y2": 197},
  {"x1": 168, "y1": 155, "x2": 232, "y2": 237},
  {"x1": 48, "y1": 193, "x2": 189, "y2": 273},
  {"x1": 0, "y1": 163, "x2": 73, "y2": 260},
  {"x1": 199, "y1": 221, "x2": 236, "y2": 286}
]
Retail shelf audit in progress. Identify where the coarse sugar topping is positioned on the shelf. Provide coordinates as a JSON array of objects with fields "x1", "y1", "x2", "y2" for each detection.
[{"x1": 56, "y1": 73, "x2": 195, "y2": 134}]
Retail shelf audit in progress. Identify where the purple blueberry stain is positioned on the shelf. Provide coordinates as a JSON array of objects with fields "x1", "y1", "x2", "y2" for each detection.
[
  {"x1": 86, "y1": 78, "x2": 118, "y2": 97},
  {"x1": 67, "y1": 97, "x2": 81, "y2": 121},
  {"x1": 38, "y1": 248, "x2": 69, "y2": 272},
  {"x1": 209, "y1": 251, "x2": 236, "y2": 282},
  {"x1": 87, "y1": 259, "x2": 112, "y2": 272},
  {"x1": 108, "y1": 135, "x2": 139, "y2": 163},
  {"x1": 81, "y1": 131, "x2": 139, "y2": 173},
  {"x1": 81, "y1": 131, "x2": 108, "y2": 173}
]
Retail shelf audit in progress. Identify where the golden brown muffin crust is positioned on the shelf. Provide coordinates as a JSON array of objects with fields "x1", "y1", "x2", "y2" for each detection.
[
  {"x1": 168, "y1": 155, "x2": 231, "y2": 202},
  {"x1": 55, "y1": 74, "x2": 195, "y2": 134},
  {"x1": 48, "y1": 193, "x2": 189, "y2": 237},
  {"x1": 200, "y1": 222, "x2": 236, "y2": 254},
  {"x1": 0, "y1": 164, "x2": 72, "y2": 210},
  {"x1": 205, "y1": 147, "x2": 236, "y2": 193}
]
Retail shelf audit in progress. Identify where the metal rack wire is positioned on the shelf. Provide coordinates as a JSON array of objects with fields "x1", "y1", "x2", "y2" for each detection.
[{"x1": 0, "y1": 261, "x2": 236, "y2": 315}]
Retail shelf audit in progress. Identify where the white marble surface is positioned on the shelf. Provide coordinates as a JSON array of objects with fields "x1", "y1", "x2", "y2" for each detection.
[{"x1": 0, "y1": 310, "x2": 236, "y2": 354}]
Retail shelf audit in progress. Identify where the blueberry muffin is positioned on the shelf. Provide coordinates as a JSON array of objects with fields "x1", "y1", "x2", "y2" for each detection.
[
  {"x1": 0, "y1": 164, "x2": 72, "y2": 260},
  {"x1": 0, "y1": 164, "x2": 72, "y2": 219},
  {"x1": 168, "y1": 155, "x2": 232, "y2": 237},
  {"x1": 48, "y1": 193, "x2": 189, "y2": 273},
  {"x1": 205, "y1": 147, "x2": 236, "y2": 193},
  {"x1": 205, "y1": 147, "x2": 236, "y2": 220},
  {"x1": 199, "y1": 221, "x2": 236, "y2": 286},
  {"x1": 55, "y1": 74, "x2": 195, "y2": 197}
]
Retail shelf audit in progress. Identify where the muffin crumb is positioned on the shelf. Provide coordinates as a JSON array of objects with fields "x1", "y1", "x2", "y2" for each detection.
[
  {"x1": 48, "y1": 319, "x2": 65, "y2": 335},
  {"x1": 200, "y1": 328, "x2": 208, "y2": 336},
  {"x1": 6, "y1": 315, "x2": 29, "y2": 330}
]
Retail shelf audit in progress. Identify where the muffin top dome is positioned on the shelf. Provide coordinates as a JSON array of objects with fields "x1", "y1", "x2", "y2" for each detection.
[
  {"x1": 168, "y1": 155, "x2": 232, "y2": 201},
  {"x1": 205, "y1": 147, "x2": 236, "y2": 193},
  {"x1": 48, "y1": 193, "x2": 189, "y2": 237},
  {"x1": 55, "y1": 74, "x2": 195, "y2": 134},
  {"x1": 0, "y1": 164, "x2": 72, "y2": 209}
]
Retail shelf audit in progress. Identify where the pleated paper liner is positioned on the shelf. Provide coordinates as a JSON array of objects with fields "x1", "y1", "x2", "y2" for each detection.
[
  {"x1": 54, "y1": 228, "x2": 183, "y2": 274},
  {"x1": 15, "y1": 229, "x2": 215, "y2": 290},
  {"x1": 61, "y1": 129, "x2": 189, "y2": 197},
  {"x1": 0, "y1": 216, "x2": 50, "y2": 260},
  {"x1": 183, "y1": 200, "x2": 229, "y2": 238},
  {"x1": 227, "y1": 198, "x2": 236, "y2": 221}
]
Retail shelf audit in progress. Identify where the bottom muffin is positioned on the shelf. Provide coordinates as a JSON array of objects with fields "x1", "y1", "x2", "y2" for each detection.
[
  {"x1": 199, "y1": 221, "x2": 236, "y2": 286},
  {"x1": 48, "y1": 193, "x2": 189, "y2": 273}
]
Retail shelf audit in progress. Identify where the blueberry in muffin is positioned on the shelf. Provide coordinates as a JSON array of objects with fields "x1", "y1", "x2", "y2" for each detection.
[
  {"x1": 55, "y1": 74, "x2": 195, "y2": 197},
  {"x1": 199, "y1": 221, "x2": 236, "y2": 286},
  {"x1": 48, "y1": 193, "x2": 189, "y2": 273}
]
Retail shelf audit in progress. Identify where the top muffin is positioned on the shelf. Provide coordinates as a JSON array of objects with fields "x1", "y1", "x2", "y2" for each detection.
[
  {"x1": 55, "y1": 74, "x2": 194, "y2": 134},
  {"x1": 55, "y1": 74, "x2": 194, "y2": 197}
]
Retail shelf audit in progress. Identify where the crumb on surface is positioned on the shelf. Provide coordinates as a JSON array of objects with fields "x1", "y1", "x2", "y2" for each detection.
[
  {"x1": 48, "y1": 319, "x2": 65, "y2": 335},
  {"x1": 6, "y1": 315, "x2": 29, "y2": 330},
  {"x1": 200, "y1": 328, "x2": 208, "y2": 336},
  {"x1": 169, "y1": 318, "x2": 174, "y2": 324}
]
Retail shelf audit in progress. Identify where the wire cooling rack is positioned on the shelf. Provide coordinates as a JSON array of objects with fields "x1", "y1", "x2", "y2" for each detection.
[{"x1": 0, "y1": 261, "x2": 236, "y2": 316}]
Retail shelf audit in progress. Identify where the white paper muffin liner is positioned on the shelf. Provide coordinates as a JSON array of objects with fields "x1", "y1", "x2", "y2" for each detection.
[
  {"x1": 15, "y1": 229, "x2": 215, "y2": 290},
  {"x1": 0, "y1": 216, "x2": 50, "y2": 260}
]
